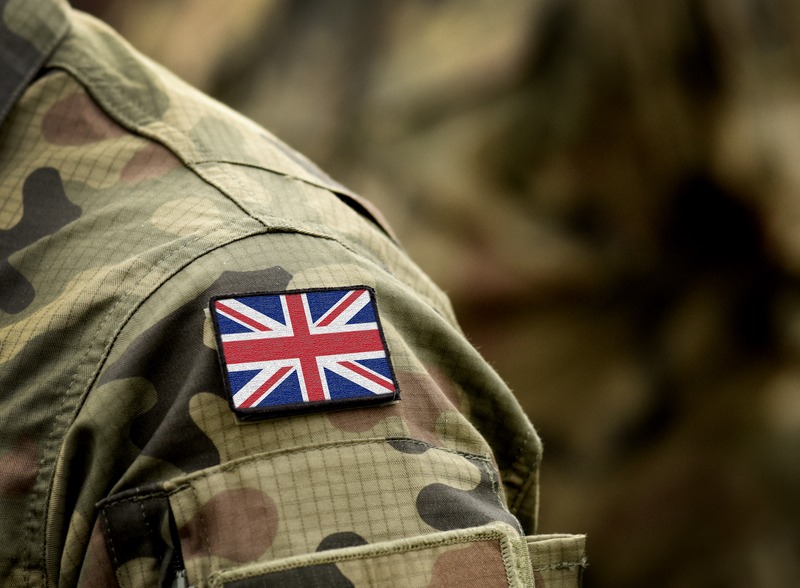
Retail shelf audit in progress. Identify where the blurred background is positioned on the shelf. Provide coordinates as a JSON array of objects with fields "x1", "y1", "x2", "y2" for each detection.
[{"x1": 71, "y1": 0, "x2": 800, "y2": 585}]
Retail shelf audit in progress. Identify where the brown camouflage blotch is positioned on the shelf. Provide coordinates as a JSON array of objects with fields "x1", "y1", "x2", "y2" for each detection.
[
  {"x1": 179, "y1": 488, "x2": 278, "y2": 563},
  {"x1": 389, "y1": 368, "x2": 461, "y2": 444},
  {"x1": 0, "y1": 437, "x2": 38, "y2": 496},
  {"x1": 327, "y1": 369, "x2": 460, "y2": 444},
  {"x1": 77, "y1": 518, "x2": 119, "y2": 588},
  {"x1": 120, "y1": 142, "x2": 183, "y2": 183},
  {"x1": 42, "y1": 91, "x2": 126, "y2": 145},
  {"x1": 428, "y1": 365, "x2": 462, "y2": 408},
  {"x1": 325, "y1": 402, "x2": 392, "y2": 434},
  {"x1": 533, "y1": 570, "x2": 545, "y2": 586},
  {"x1": 428, "y1": 541, "x2": 509, "y2": 588}
]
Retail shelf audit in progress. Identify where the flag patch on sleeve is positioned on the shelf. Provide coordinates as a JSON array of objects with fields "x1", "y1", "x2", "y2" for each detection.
[{"x1": 210, "y1": 286, "x2": 400, "y2": 420}]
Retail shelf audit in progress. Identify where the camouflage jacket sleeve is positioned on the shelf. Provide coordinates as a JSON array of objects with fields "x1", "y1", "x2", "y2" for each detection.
[
  {"x1": 0, "y1": 2, "x2": 585, "y2": 587},
  {"x1": 75, "y1": 230, "x2": 584, "y2": 588}
]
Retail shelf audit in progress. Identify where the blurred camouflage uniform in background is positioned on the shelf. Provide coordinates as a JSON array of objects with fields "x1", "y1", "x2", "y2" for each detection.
[
  {"x1": 75, "y1": 0, "x2": 800, "y2": 586},
  {"x1": 0, "y1": 0, "x2": 587, "y2": 586}
]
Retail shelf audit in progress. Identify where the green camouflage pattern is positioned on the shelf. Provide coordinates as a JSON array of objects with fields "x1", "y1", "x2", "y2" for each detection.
[{"x1": 0, "y1": 1, "x2": 584, "y2": 586}]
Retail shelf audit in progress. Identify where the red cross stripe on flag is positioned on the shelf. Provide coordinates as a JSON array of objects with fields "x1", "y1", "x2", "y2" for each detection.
[{"x1": 210, "y1": 286, "x2": 399, "y2": 419}]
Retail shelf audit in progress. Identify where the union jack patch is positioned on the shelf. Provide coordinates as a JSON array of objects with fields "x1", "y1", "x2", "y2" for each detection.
[{"x1": 210, "y1": 286, "x2": 400, "y2": 420}]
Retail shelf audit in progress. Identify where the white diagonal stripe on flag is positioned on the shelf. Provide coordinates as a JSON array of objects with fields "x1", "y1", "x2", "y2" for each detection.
[{"x1": 216, "y1": 298, "x2": 287, "y2": 332}]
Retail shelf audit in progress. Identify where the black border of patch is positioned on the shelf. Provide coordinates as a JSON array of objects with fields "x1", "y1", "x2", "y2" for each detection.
[{"x1": 209, "y1": 285, "x2": 400, "y2": 421}]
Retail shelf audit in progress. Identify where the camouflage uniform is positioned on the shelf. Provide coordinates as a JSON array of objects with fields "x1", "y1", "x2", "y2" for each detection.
[{"x1": 0, "y1": 0, "x2": 585, "y2": 586}]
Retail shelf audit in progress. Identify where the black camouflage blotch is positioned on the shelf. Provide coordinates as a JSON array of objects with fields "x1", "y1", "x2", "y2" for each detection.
[
  {"x1": 99, "y1": 267, "x2": 292, "y2": 473},
  {"x1": 416, "y1": 457, "x2": 522, "y2": 532},
  {"x1": 0, "y1": 263, "x2": 35, "y2": 314},
  {"x1": 387, "y1": 438, "x2": 430, "y2": 454},
  {"x1": 225, "y1": 565, "x2": 354, "y2": 588},
  {"x1": 0, "y1": 167, "x2": 81, "y2": 313},
  {"x1": 316, "y1": 531, "x2": 368, "y2": 552},
  {"x1": 100, "y1": 493, "x2": 170, "y2": 569}
]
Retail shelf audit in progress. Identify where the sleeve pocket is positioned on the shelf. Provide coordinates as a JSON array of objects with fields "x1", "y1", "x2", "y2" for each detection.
[{"x1": 97, "y1": 439, "x2": 585, "y2": 587}]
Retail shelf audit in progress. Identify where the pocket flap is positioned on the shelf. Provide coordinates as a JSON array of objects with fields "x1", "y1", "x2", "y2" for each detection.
[
  {"x1": 208, "y1": 522, "x2": 532, "y2": 588},
  {"x1": 527, "y1": 534, "x2": 587, "y2": 587}
]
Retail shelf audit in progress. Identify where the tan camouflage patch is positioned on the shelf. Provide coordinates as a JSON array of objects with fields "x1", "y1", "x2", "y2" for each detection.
[
  {"x1": 324, "y1": 403, "x2": 398, "y2": 434},
  {"x1": 434, "y1": 414, "x2": 488, "y2": 458},
  {"x1": 114, "y1": 556, "x2": 161, "y2": 588},
  {"x1": 149, "y1": 197, "x2": 224, "y2": 237},
  {"x1": 527, "y1": 534, "x2": 587, "y2": 588},
  {"x1": 2, "y1": 567, "x2": 45, "y2": 588},
  {"x1": 203, "y1": 308, "x2": 217, "y2": 350}
]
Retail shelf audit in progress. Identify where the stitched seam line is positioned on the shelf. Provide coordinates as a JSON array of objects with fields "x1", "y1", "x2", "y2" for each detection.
[
  {"x1": 35, "y1": 222, "x2": 263, "y2": 581},
  {"x1": 48, "y1": 60, "x2": 264, "y2": 227},
  {"x1": 35, "y1": 229, "x2": 211, "y2": 581},
  {"x1": 99, "y1": 490, "x2": 168, "y2": 509},
  {"x1": 531, "y1": 559, "x2": 588, "y2": 571},
  {"x1": 100, "y1": 507, "x2": 125, "y2": 588},
  {"x1": 510, "y1": 429, "x2": 541, "y2": 528},
  {"x1": 497, "y1": 534, "x2": 517, "y2": 587},
  {"x1": 164, "y1": 437, "x2": 493, "y2": 493},
  {"x1": 469, "y1": 455, "x2": 521, "y2": 534},
  {"x1": 212, "y1": 531, "x2": 509, "y2": 582}
]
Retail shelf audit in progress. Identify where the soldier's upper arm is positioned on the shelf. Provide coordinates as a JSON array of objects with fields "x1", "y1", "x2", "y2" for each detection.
[{"x1": 77, "y1": 227, "x2": 585, "y2": 587}]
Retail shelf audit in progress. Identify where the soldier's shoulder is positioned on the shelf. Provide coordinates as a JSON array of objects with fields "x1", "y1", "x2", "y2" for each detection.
[{"x1": 46, "y1": 8, "x2": 392, "y2": 235}]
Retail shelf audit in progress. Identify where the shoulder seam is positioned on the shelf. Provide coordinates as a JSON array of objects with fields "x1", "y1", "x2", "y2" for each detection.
[{"x1": 47, "y1": 11, "x2": 398, "y2": 241}]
